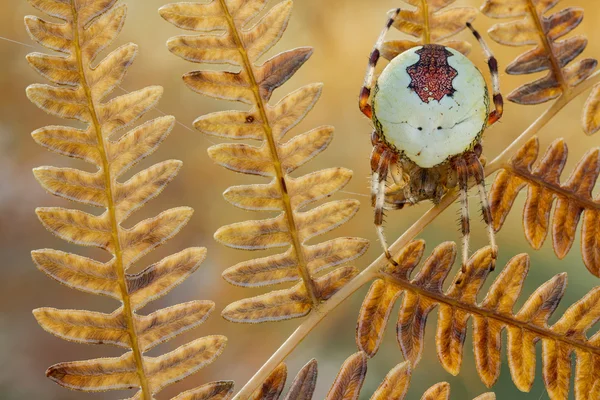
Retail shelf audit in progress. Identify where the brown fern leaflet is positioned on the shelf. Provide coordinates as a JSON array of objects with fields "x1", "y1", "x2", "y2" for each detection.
[
  {"x1": 584, "y1": 83, "x2": 600, "y2": 134},
  {"x1": 249, "y1": 353, "x2": 494, "y2": 400},
  {"x1": 161, "y1": 0, "x2": 368, "y2": 323},
  {"x1": 482, "y1": 0, "x2": 598, "y2": 106},
  {"x1": 26, "y1": 0, "x2": 227, "y2": 398},
  {"x1": 356, "y1": 240, "x2": 600, "y2": 399},
  {"x1": 381, "y1": 0, "x2": 477, "y2": 61},
  {"x1": 490, "y1": 137, "x2": 600, "y2": 278}
]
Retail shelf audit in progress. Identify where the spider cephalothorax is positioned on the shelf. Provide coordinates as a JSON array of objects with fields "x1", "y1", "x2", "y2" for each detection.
[{"x1": 359, "y1": 9, "x2": 503, "y2": 275}]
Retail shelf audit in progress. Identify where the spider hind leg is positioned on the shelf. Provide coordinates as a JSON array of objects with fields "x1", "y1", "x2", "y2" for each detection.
[
  {"x1": 455, "y1": 151, "x2": 498, "y2": 284},
  {"x1": 467, "y1": 150, "x2": 498, "y2": 269}
]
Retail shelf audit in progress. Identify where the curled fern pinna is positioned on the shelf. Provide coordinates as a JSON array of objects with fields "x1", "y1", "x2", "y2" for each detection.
[
  {"x1": 26, "y1": 0, "x2": 227, "y2": 398},
  {"x1": 161, "y1": 0, "x2": 368, "y2": 323}
]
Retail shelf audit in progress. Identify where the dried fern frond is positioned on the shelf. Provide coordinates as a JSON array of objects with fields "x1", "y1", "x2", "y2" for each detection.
[
  {"x1": 26, "y1": 1, "x2": 226, "y2": 398},
  {"x1": 489, "y1": 137, "x2": 600, "y2": 277},
  {"x1": 251, "y1": 353, "x2": 492, "y2": 400},
  {"x1": 482, "y1": 0, "x2": 598, "y2": 105},
  {"x1": 381, "y1": 0, "x2": 478, "y2": 61},
  {"x1": 161, "y1": 0, "x2": 368, "y2": 323},
  {"x1": 356, "y1": 241, "x2": 600, "y2": 399}
]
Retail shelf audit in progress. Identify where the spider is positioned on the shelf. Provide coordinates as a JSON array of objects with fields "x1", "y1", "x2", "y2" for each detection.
[{"x1": 359, "y1": 9, "x2": 503, "y2": 275}]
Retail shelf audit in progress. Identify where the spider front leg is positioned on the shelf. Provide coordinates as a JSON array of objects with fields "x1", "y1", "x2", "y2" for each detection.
[
  {"x1": 467, "y1": 22, "x2": 504, "y2": 126},
  {"x1": 359, "y1": 8, "x2": 401, "y2": 119},
  {"x1": 371, "y1": 142, "x2": 400, "y2": 267}
]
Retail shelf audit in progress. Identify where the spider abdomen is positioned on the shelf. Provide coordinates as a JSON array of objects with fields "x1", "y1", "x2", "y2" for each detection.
[{"x1": 372, "y1": 45, "x2": 489, "y2": 168}]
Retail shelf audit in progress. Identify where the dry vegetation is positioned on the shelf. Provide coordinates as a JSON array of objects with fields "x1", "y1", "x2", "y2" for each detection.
[
  {"x1": 26, "y1": 0, "x2": 226, "y2": 398},
  {"x1": 248, "y1": 353, "x2": 494, "y2": 400},
  {"x1": 25, "y1": 0, "x2": 600, "y2": 399},
  {"x1": 160, "y1": 0, "x2": 368, "y2": 323}
]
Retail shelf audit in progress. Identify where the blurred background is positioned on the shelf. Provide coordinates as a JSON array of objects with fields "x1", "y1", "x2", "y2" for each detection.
[{"x1": 2, "y1": 0, "x2": 600, "y2": 399}]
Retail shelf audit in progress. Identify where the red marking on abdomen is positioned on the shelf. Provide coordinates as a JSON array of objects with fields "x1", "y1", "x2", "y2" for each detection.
[{"x1": 407, "y1": 45, "x2": 457, "y2": 103}]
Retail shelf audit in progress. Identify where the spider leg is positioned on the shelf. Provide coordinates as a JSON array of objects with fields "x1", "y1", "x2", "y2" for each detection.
[
  {"x1": 371, "y1": 144, "x2": 400, "y2": 267},
  {"x1": 359, "y1": 8, "x2": 401, "y2": 119},
  {"x1": 389, "y1": 162, "x2": 406, "y2": 187},
  {"x1": 467, "y1": 152, "x2": 498, "y2": 270},
  {"x1": 466, "y1": 22, "x2": 503, "y2": 127},
  {"x1": 370, "y1": 139, "x2": 385, "y2": 207},
  {"x1": 455, "y1": 157, "x2": 470, "y2": 283}
]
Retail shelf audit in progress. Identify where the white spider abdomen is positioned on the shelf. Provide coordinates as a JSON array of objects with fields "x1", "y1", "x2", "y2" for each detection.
[{"x1": 372, "y1": 45, "x2": 489, "y2": 168}]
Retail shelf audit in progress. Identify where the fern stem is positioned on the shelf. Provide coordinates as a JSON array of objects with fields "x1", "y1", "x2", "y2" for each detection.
[
  {"x1": 379, "y1": 272, "x2": 600, "y2": 355},
  {"x1": 502, "y1": 162, "x2": 600, "y2": 210},
  {"x1": 232, "y1": 70, "x2": 600, "y2": 400},
  {"x1": 217, "y1": 0, "x2": 319, "y2": 306},
  {"x1": 70, "y1": 2, "x2": 152, "y2": 398},
  {"x1": 486, "y1": 69, "x2": 600, "y2": 171},
  {"x1": 231, "y1": 196, "x2": 453, "y2": 399},
  {"x1": 526, "y1": 0, "x2": 569, "y2": 93},
  {"x1": 420, "y1": 0, "x2": 431, "y2": 44}
]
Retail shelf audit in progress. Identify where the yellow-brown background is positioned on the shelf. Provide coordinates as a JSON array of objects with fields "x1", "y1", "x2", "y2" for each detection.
[{"x1": 2, "y1": 0, "x2": 600, "y2": 398}]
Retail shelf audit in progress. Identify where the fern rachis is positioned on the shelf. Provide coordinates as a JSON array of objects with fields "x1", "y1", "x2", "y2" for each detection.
[
  {"x1": 26, "y1": 0, "x2": 227, "y2": 398},
  {"x1": 161, "y1": 0, "x2": 368, "y2": 325}
]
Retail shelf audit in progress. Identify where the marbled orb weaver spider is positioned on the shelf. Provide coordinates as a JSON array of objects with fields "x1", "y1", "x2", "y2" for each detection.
[{"x1": 359, "y1": 9, "x2": 503, "y2": 275}]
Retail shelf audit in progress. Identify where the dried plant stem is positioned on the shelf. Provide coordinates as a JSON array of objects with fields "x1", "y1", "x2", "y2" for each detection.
[
  {"x1": 486, "y1": 69, "x2": 600, "y2": 171},
  {"x1": 502, "y1": 163, "x2": 600, "y2": 211},
  {"x1": 526, "y1": 0, "x2": 569, "y2": 91},
  {"x1": 420, "y1": 0, "x2": 431, "y2": 44},
  {"x1": 380, "y1": 272, "x2": 599, "y2": 354},
  {"x1": 232, "y1": 71, "x2": 600, "y2": 400},
  {"x1": 70, "y1": 2, "x2": 151, "y2": 398},
  {"x1": 232, "y1": 197, "x2": 454, "y2": 400},
  {"x1": 217, "y1": 0, "x2": 319, "y2": 306}
]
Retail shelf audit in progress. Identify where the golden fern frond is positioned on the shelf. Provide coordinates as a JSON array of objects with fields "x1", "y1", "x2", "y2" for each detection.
[
  {"x1": 489, "y1": 137, "x2": 600, "y2": 277},
  {"x1": 160, "y1": 0, "x2": 368, "y2": 323},
  {"x1": 481, "y1": 0, "x2": 598, "y2": 105},
  {"x1": 381, "y1": 0, "x2": 478, "y2": 61},
  {"x1": 251, "y1": 353, "x2": 493, "y2": 400},
  {"x1": 26, "y1": 1, "x2": 226, "y2": 398},
  {"x1": 356, "y1": 241, "x2": 600, "y2": 399}
]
